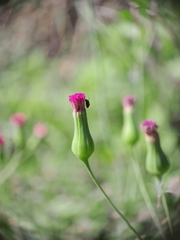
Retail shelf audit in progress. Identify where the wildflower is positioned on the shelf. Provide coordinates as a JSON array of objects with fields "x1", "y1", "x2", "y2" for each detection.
[
  {"x1": 0, "y1": 135, "x2": 5, "y2": 161},
  {"x1": 10, "y1": 113, "x2": 27, "y2": 148},
  {"x1": 141, "y1": 120, "x2": 170, "y2": 178},
  {"x1": 0, "y1": 135, "x2": 4, "y2": 147},
  {"x1": 10, "y1": 113, "x2": 27, "y2": 126},
  {"x1": 69, "y1": 93, "x2": 94, "y2": 162},
  {"x1": 121, "y1": 95, "x2": 139, "y2": 146},
  {"x1": 34, "y1": 123, "x2": 48, "y2": 139},
  {"x1": 122, "y1": 95, "x2": 136, "y2": 112}
]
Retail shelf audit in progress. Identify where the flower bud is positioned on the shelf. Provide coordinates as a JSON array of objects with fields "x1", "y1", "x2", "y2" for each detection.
[
  {"x1": 34, "y1": 123, "x2": 48, "y2": 139},
  {"x1": 26, "y1": 123, "x2": 48, "y2": 150},
  {"x1": 10, "y1": 113, "x2": 27, "y2": 148},
  {"x1": 121, "y1": 95, "x2": 139, "y2": 146},
  {"x1": 0, "y1": 135, "x2": 5, "y2": 147},
  {"x1": 0, "y1": 135, "x2": 5, "y2": 162},
  {"x1": 10, "y1": 113, "x2": 27, "y2": 126},
  {"x1": 141, "y1": 120, "x2": 170, "y2": 178},
  {"x1": 69, "y1": 93, "x2": 94, "y2": 162}
]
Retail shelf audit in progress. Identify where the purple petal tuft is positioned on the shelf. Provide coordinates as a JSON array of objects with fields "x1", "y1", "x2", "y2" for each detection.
[
  {"x1": 122, "y1": 95, "x2": 136, "y2": 108},
  {"x1": 69, "y1": 93, "x2": 86, "y2": 112},
  {"x1": 141, "y1": 120, "x2": 158, "y2": 135}
]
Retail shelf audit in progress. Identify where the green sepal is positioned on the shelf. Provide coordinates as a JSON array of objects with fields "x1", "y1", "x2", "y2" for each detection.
[
  {"x1": 145, "y1": 137, "x2": 170, "y2": 178},
  {"x1": 121, "y1": 111, "x2": 139, "y2": 146},
  {"x1": 72, "y1": 111, "x2": 94, "y2": 162}
]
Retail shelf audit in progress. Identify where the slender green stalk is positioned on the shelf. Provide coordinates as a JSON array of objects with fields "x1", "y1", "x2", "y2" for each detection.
[
  {"x1": 155, "y1": 178, "x2": 173, "y2": 235},
  {"x1": 84, "y1": 159, "x2": 143, "y2": 240},
  {"x1": 0, "y1": 141, "x2": 39, "y2": 185},
  {"x1": 162, "y1": 192, "x2": 173, "y2": 235},
  {"x1": 0, "y1": 152, "x2": 22, "y2": 185},
  {"x1": 130, "y1": 148, "x2": 165, "y2": 239}
]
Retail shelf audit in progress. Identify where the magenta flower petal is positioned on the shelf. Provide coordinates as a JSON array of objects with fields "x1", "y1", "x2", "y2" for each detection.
[
  {"x1": 69, "y1": 93, "x2": 86, "y2": 112},
  {"x1": 10, "y1": 113, "x2": 27, "y2": 126},
  {"x1": 34, "y1": 123, "x2": 48, "y2": 138},
  {"x1": 0, "y1": 135, "x2": 5, "y2": 146},
  {"x1": 141, "y1": 120, "x2": 158, "y2": 135},
  {"x1": 122, "y1": 95, "x2": 136, "y2": 108}
]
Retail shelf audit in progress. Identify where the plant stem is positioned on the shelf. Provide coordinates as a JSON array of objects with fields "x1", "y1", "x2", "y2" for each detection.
[
  {"x1": 0, "y1": 144, "x2": 38, "y2": 185},
  {"x1": 162, "y1": 192, "x2": 173, "y2": 235},
  {"x1": 155, "y1": 178, "x2": 173, "y2": 235},
  {"x1": 0, "y1": 151, "x2": 22, "y2": 185},
  {"x1": 130, "y1": 148, "x2": 165, "y2": 239},
  {"x1": 84, "y1": 159, "x2": 143, "y2": 240}
]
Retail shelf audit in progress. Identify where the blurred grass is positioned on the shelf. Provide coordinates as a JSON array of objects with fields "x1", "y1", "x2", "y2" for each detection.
[{"x1": 0, "y1": 1, "x2": 180, "y2": 239}]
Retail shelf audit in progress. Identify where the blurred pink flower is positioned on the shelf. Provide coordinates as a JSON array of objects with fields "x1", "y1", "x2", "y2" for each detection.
[
  {"x1": 122, "y1": 95, "x2": 136, "y2": 108},
  {"x1": 141, "y1": 120, "x2": 158, "y2": 136},
  {"x1": 0, "y1": 135, "x2": 5, "y2": 147},
  {"x1": 10, "y1": 113, "x2": 27, "y2": 126},
  {"x1": 69, "y1": 93, "x2": 86, "y2": 112},
  {"x1": 34, "y1": 123, "x2": 48, "y2": 138}
]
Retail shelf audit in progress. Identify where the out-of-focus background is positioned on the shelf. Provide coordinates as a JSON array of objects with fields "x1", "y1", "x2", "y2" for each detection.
[{"x1": 0, "y1": 0, "x2": 180, "y2": 239}]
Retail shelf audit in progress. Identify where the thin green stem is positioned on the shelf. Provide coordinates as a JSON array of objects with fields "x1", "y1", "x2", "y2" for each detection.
[
  {"x1": 0, "y1": 152, "x2": 22, "y2": 185},
  {"x1": 162, "y1": 192, "x2": 173, "y2": 235},
  {"x1": 130, "y1": 148, "x2": 165, "y2": 240},
  {"x1": 84, "y1": 159, "x2": 143, "y2": 240},
  {"x1": 0, "y1": 141, "x2": 39, "y2": 185},
  {"x1": 155, "y1": 178, "x2": 173, "y2": 235}
]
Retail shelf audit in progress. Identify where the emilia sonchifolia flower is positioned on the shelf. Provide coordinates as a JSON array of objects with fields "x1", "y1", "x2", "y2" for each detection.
[
  {"x1": 10, "y1": 113, "x2": 27, "y2": 126},
  {"x1": 141, "y1": 120, "x2": 170, "y2": 179},
  {"x1": 121, "y1": 95, "x2": 139, "y2": 146},
  {"x1": 34, "y1": 123, "x2": 48, "y2": 139},
  {"x1": 10, "y1": 112, "x2": 27, "y2": 148},
  {"x1": 69, "y1": 93, "x2": 94, "y2": 162},
  {"x1": 0, "y1": 135, "x2": 5, "y2": 161},
  {"x1": 68, "y1": 93, "x2": 143, "y2": 240},
  {"x1": 0, "y1": 135, "x2": 5, "y2": 147}
]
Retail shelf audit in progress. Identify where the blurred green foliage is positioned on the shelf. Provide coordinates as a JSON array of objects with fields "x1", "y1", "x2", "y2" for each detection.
[{"x1": 0, "y1": 1, "x2": 180, "y2": 239}]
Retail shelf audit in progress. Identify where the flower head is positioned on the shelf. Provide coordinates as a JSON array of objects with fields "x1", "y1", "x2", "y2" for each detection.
[
  {"x1": 10, "y1": 113, "x2": 27, "y2": 126},
  {"x1": 122, "y1": 95, "x2": 136, "y2": 111},
  {"x1": 69, "y1": 92, "x2": 94, "y2": 162},
  {"x1": 0, "y1": 135, "x2": 5, "y2": 147},
  {"x1": 121, "y1": 95, "x2": 139, "y2": 145},
  {"x1": 141, "y1": 119, "x2": 170, "y2": 178},
  {"x1": 34, "y1": 123, "x2": 48, "y2": 139},
  {"x1": 69, "y1": 93, "x2": 86, "y2": 112},
  {"x1": 141, "y1": 120, "x2": 158, "y2": 140}
]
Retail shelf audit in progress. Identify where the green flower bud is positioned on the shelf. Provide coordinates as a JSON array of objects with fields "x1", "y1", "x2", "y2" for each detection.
[
  {"x1": 69, "y1": 93, "x2": 94, "y2": 162},
  {"x1": 141, "y1": 120, "x2": 170, "y2": 179},
  {"x1": 10, "y1": 113, "x2": 27, "y2": 149},
  {"x1": 121, "y1": 95, "x2": 139, "y2": 146}
]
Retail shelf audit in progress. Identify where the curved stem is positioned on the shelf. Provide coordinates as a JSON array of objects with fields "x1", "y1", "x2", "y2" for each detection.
[
  {"x1": 84, "y1": 159, "x2": 143, "y2": 240},
  {"x1": 130, "y1": 148, "x2": 165, "y2": 240},
  {"x1": 155, "y1": 178, "x2": 173, "y2": 235},
  {"x1": 0, "y1": 152, "x2": 22, "y2": 185},
  {"x1": 0, "y1": 145, "x2": 38, "y2": 185},
  {"x1": 162, "y1": 192, "x2": 173, "y2": 235}
]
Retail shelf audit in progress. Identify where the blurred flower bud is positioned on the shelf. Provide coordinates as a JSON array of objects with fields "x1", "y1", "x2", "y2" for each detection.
[
  {"x1": 10, "y1": 113, "x2": 27, "y2": 148},
  {"x1": 141, "y1": 120, "x2": 170, "y2": 178},
  {"x1": 121, "y1": 95, "x2": 139, "y2": 146},
  {"x1": 34, "y1": 123, "x2": 48, "y2": 139},
  {"x1": 0, "y1": 135, "x2": 5, "y2": 161},
  {"x1": 0, "y1": 135, "x2": 5, "y2": 147},
  {"x1": 10, "y1": 113, "x2": 27, "y2": 126},
  {"x1": 69, "y1": 93, "x2": 94, "y2": 162}
]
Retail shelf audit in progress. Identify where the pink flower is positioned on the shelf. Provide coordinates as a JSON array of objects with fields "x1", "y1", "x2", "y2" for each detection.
[
  {"x1": 10, "y1": 113, "x2": 27, "y2": 126},
  {"x1": 34, "y1": 123, "x2": 48, "y2": 138},
  {"x1": 141, "y1": 120, "x2": 158, "y2": 136},
  {"x1": 0, "y1": 135, "x2": 4, "y2": 147},
  {"x1": 122, "y1": 95, "x2": 136, "y2": 108},
  {"x1": 69, "y1": 93, "x2": 86, "y2": 112}
]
